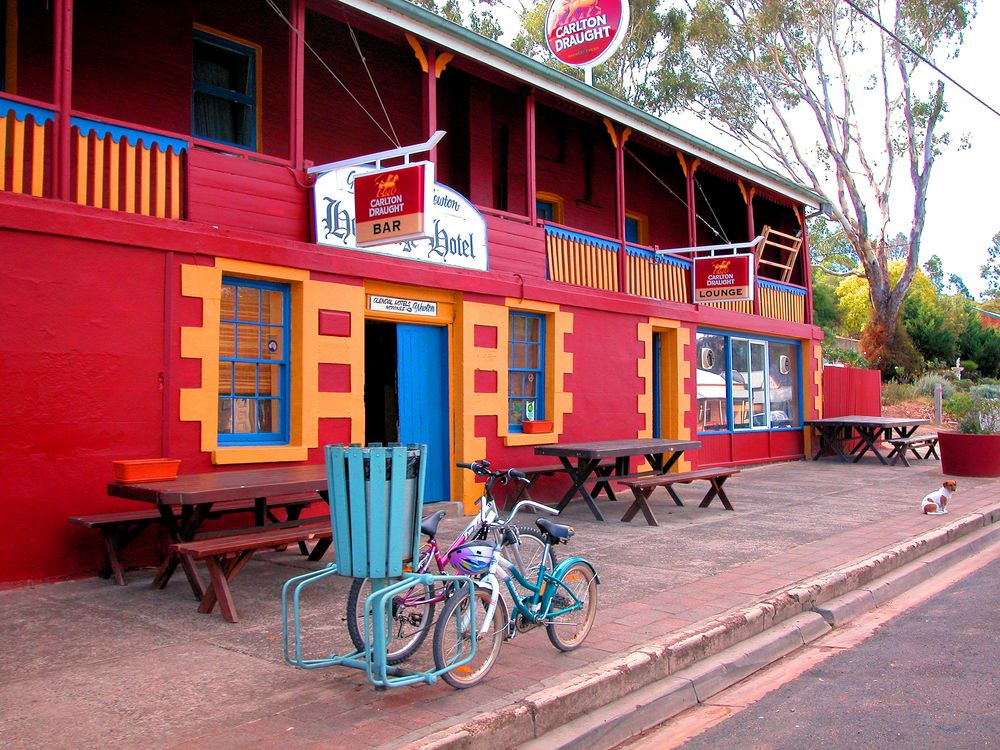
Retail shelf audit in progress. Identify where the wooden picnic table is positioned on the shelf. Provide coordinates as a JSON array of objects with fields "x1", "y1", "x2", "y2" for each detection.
[
  {"x1": 804, "y1": 416, "x2": 930, "y2": 465},
  {"x1": 107, "y1": 465, "x2": 329, "y2": 599},
  {"x1": 534, "y1": 438, "x2": 701, "y2": 521}
]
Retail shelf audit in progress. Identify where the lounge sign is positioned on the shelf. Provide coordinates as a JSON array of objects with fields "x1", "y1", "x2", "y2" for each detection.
[
  {"x1": 313, "y1": 165, "x2": 488, "y2": 271},
  {"x1": 353, "y1": 162, "x2": 433, "y2": 247},
  {"x1": 544, "y1": 0, "x2": 630, "y2": 68},
  {"x1": 693, "y1": 254, "x2": 755, "y2": 303}
]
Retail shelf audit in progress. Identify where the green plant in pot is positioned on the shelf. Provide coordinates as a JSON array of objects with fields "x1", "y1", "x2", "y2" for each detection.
[{"x1": 938, "y1": 392, "x2": 1000, "y2": 477}]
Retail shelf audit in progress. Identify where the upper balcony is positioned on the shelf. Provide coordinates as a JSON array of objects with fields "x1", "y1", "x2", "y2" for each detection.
[{"x1": 1, "y1": 0, "x2": 814, "y2": 326}]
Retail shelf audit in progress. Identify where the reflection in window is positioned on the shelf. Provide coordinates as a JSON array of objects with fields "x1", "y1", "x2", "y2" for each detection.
[
  {"x1": 193, "y1": 30, "x2": 257, "y2": 149},
  {"x1": 218, "y1": 277, "x2": 289, "y2": 444},
  {"x1": 696, "y1": 333, "x2": 729, "y2": 432},
  {"x1": 697, "y1": 331, "x2": 801, "y2": 432},
  {"x1": 509, "y1": 312, "x2": 545, "y2": 431}
]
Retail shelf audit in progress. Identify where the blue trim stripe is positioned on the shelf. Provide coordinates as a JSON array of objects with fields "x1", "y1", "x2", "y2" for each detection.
[
  {"x1": 758, "y1": 279, "x2": 807, "y2": 295},
  {"x1": 545, "y1": 225, "x2": 620, "y2": 252},
  {"x1": 626, "y1": 245, "x2": 693, "y2": 269},
  {"x1": 71, "y1": 117, "x2": 188, "y2": 153},
  {"x1": 0, "y1": 97, "x2": 56, "y2": 125}
]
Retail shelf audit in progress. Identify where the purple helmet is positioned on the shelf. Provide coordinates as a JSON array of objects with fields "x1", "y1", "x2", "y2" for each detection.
[{"x1": 450, "y1": 541, "x2": 497, "y2": 575}]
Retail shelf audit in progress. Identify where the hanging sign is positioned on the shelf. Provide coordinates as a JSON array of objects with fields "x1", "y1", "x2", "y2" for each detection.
[
  {"x1": 693, "y1": 254, "x2": 755, "y2": 303},
  {"x1": 353, "y1": 162, "x2": 433, "y2": 247},
  {"x1": 313, "y1": 166, "x2": 488, "y2": 271},
  {"x1": 544, "y1": 0, "x2": 630, "y2": 68}
]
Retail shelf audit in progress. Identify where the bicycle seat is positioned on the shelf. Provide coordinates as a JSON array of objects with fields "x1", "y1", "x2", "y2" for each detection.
[
  {"x1": 420, "y1": 509, "x2": 447, "y2": 538},
  {"x1": 536, "y1": 517, "x2": 574, "y2": 542}
]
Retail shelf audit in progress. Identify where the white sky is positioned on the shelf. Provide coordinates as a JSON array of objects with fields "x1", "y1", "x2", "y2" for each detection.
[{"x1": 489, "y1": 0, "x2": 1000, "y2": 298}]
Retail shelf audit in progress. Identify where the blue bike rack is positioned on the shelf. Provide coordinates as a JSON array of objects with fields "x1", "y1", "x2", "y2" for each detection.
[{"x1": 281, "y1": 444, "x2": 476, "y2": 688}]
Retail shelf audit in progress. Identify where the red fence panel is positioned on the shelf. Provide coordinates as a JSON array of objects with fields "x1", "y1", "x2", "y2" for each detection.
[{"x1": 822, "y1": 366, "x2": 881, "y2": 417}]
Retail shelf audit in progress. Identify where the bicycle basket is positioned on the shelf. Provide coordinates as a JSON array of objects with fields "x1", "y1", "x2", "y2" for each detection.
[{"x1": 450, "y1": 541, "x2": 498, "y2": 574}]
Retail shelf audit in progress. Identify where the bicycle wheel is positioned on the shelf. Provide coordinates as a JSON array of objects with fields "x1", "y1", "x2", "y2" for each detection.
[
  {"x1": 346, "y1": 576, "x2": 436, "y2": 664},
  {"x1": 545, "y1": 561, "x2": 598, "y2": 652},
  {"x1": 433, "y1": 587, "x2": 504, "y2": 689}
]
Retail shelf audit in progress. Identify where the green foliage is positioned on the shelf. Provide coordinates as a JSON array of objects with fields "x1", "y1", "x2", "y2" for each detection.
[
  {"x1": 956, "y1": 398, "x2": 1000, "y2": 434},
  {"x1": 981, "y1": 231, "x2": 1000, "y2": 302},
  {"x1": 811, "y1": 271, "x2": 842, "y2": 336},
  {"x1": 883, "y1": 380, "x2": 918, "y2": 405},
  {"x1": 943, "y1": 391, "x2": 975, "y2": 420},
  {"x1": 971, "y1": 383, "x2": 1000, "y2": 399},
  {"x1": 923, "y1": 255, "x2": 944, "y2": 293},
  {"x1": 809, "y1": 218, "x2": 858, "y2": 275},
  {"x1": 823, "y1": 345, "x2": 868, "y2": 368},
  {"x1": 913, "y1": 372, "x2": 956, "y2": 400}
]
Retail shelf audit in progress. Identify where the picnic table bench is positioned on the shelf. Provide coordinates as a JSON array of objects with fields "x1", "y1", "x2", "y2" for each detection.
[
  {"x1": 70, "y1": 494, "x2": 318, "y2": 585},
  {"x1": 171, "y1": 519, "x2": 332, "y2": 623},
  {"x1": 619, "y1": 467, "x2": 741, "y2": 526},
  {"x1": 504, "y1": 459, "x2": 617, "y2": 507},
  {"x1": 886, "y1": 434, "x2": 940, "y2": 467}
]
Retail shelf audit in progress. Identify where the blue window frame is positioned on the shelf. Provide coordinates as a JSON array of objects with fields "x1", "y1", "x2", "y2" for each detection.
[
  {"x1": 193, "y1": 30, "x2": 257, "y2": 150},
  {"x1": 536, "y1": 200, "x2": 555, "y2": 221},
  {"x1": 509, "y1": 312, "x2": 546, "y2": 431},
  {"x1": 218, "y1": 277, "x2": 290, "y2": 445},
  {"x1": 696, "y1": 329, "x2": 801, "y2": 434}
]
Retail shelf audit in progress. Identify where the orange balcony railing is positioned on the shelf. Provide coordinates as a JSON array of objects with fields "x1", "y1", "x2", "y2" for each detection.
[
  {"x1": 0, "y1": 95, "x2": 53, "y2": 198},
  {"x1": 544, "y1": 225, "x2": 619, "y2": 291},
  {"x1": 626, "y1": 245, "x2": 690, "y2": 304}
]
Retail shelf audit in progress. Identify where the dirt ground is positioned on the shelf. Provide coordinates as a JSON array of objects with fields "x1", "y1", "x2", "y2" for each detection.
[{"x1": 881, "y1": 398, "x2": 956, "y2": 432}]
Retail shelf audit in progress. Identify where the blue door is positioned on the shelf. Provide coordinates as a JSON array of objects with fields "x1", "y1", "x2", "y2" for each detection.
[{"x1": 396, "y1": 324, "x2": 450, "y2": 503}]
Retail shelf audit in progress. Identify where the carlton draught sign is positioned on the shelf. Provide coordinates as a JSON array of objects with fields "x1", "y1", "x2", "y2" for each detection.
[
  {"x1": 353, "y1": 162, "x2": 433, "y2": 247},
  {"x1": 693, "y1": 254, "x2": 755, "y2": 303},
  {"x1": 545, "y1": 0, "x2": 630, "y2": 68}
]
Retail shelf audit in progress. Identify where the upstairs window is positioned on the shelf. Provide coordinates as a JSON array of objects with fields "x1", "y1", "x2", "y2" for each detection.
[
  {"x1": 625, "y1": 211, "x2": 649, "y2": 245},
  {"x1": 218, "y1": 277, "x2": 290, "y2": 445},
  {"x1": 509, "y1": 312, "x2": 546, "y2": 431},
  {"x1": 193, "y1": 29, "x2": 257, "y2": 150},
  {"x1": 536, "y1": 192, "x2": 564, "y2": 224}
]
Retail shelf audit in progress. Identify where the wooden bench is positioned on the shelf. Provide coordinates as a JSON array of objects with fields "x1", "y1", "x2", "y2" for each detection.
[
  {"x1": 69, "y1": 494, "x2": 319, "y2": 585},
  {"x1": 170, "y1": 520, "x2": 332, "y2": 623},
  {"x1": 619, "y1": 467, "x2": 742, "y2": 526},
  {"x1": 505, "y1": 460, "x2": 617, "y2": 507},
  {"x1": 886, "y1": 435, "x2": 940, "y2": 467}
]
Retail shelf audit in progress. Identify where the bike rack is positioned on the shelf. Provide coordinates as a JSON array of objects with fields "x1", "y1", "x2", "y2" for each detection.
[{"x1": 281, "y1": 444, "x2": 477, "y2": 688}]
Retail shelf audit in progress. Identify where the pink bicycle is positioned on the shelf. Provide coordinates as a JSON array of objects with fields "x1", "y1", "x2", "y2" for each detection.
[{"x1": 345, "y1": 460, "x2": 558, "y2": 664}]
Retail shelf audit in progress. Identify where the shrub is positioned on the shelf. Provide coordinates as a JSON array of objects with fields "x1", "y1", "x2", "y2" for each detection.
[
  {"x1": 971, "y1": 383, "x2": 1000, "y2": 400},
  {"x1": 823, "y1": 346, "x2": 869, "y2": 368},
  {"x1": 913, "y1": 372, "x2": 955, "y2": 400},
  {"x1": 882, "y1": 381, "x2": 917, "y2": 405},
  {"x1": 943, "y1": 391, "x2": 975, "y2": 421}
]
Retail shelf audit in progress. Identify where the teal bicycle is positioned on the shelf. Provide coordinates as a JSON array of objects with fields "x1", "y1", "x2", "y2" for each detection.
[{"x1": 431, "y1": 511, "x2": 599, "y2": 688}]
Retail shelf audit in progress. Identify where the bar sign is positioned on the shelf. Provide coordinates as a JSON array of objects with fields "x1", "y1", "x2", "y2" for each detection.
[{"x1": 353, "y1": 162, "x2": 434, "y2": 247}]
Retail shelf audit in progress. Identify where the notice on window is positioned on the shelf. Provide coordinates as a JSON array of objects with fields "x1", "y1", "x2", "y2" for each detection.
[{"x1": 369, "y1": 295, "x2": 438, "y2": 317}]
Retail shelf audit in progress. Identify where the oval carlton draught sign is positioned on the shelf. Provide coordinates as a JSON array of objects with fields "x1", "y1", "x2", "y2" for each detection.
[{"x1": 545, "y1": 0, "x2": 630, "y2": 68}]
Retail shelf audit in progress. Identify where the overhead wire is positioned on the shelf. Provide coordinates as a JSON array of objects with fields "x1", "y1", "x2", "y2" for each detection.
[
  {"x1": 841, "y1": 0, "x2": 1000, "y2": 120},
  {"x1": 264, "y1": 0, "x2": 401, "y2": 147}
]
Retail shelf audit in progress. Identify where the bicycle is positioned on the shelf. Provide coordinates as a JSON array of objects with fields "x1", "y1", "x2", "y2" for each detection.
[
  {"x1": 431, "y1": 511, "x2": 599, "y2": 688},
  {"x1": 344, "y1": 460, "x2": 558, "y2": 664}
]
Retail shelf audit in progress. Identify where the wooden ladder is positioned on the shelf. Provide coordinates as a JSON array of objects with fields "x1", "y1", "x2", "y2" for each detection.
[{"x1": 755, "y1": 225, "x2": 802, "y2": 282}]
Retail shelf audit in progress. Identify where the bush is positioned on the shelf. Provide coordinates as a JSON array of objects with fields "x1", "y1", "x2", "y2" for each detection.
[
  {"x1": 823, "y1": 346, "x2": 869, "y2": 368},
  {"x1": 882, "y1": 381, "x2": 917, "y2": 405},
  {"x1": 943, "y1": 391, "x2": 975, "y2": 421},
  {"x1": 971, "y1": 383, "x2": 1000, "y2": 400},
  {"x1": 913, "y1": 372, "x2": 956, "y2": 400}
]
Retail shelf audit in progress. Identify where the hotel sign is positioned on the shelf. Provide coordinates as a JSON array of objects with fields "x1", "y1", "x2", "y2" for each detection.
[
  {"x1": 544, "y1": 0, "x2": 630, "y2": 68},
  {"x1": 353, "y1": 162, "x2": 433, "y2": 247},
  {"x1": 369, "y1": 295, "x2": 438, "y2": 317},
  {"x1": 693, "y1": 254, "x2": 755, "y2": 303},
  {"x1": 313, "y1": 165, "x2": 488, "y2": 271}
]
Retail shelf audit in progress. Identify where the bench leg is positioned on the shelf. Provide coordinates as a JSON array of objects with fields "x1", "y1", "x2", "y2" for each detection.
[
  {"x1": 199, "y1": 551, "x2": 254, "y2": 623},
  {"x1": 308, "y1": 537, "x2": 331, "y2": 562},
  {"x1": 699, "y1": 477, "x2": 734, "y2": 511},
  {"x1": 620, "y1": 488, "x2": 658, "y2": 526},
  {"x1": 666, "y1": 486, "x2": 685, "y2": 507},
  {"x1": 925, "y1": 443, "x2": 940, "y2": 460},
  {"x1": 100, "y1": 530, "x2": 128, "y2": 586}
]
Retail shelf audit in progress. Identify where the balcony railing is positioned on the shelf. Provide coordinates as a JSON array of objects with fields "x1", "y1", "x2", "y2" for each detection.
[
  {"x1": 1, "y1": 96, "x2": 54, "y2": 198},
  {"x1": 544, "y1": 224, "x2": 808, "y2": 323},
  {"x1": 71, "y1": 115, "x2": 187, "y2": 219}
]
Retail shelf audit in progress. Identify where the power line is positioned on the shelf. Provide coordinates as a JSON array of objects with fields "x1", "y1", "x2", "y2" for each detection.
[{"x1": 841, "y1": 0, "x2": 1000, "y2": 120}]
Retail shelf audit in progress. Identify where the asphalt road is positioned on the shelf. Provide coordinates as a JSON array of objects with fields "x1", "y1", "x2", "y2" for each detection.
[{"x1": 676, "y1": 556, "x2": 1000, "y2": 750}]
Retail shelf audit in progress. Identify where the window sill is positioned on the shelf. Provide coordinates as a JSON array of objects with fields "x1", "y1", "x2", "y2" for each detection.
[
  {"x1": 503, "y1": 431, "x2": 558, "y2": 447},
  {"x1": 211, "y1": 445, "x2": 309, "y2": 465}
]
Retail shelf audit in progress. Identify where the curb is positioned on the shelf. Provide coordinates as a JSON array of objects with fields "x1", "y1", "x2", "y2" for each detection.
[{"x1": 401, "y1": 502, "x2": 1000, "y2": 750}]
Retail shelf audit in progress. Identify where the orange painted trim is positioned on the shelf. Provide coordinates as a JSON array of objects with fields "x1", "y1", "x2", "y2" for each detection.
[
  {"x1": 30, "y1": 121, "x2": 44, "y2": 197},
  {"x1": 11, "y1": 117, "x2": 24, "y2": 192},
  {"x1": 108, "y1": 139, "x2": 120, "y2": 210},
  {"x1": 155, "y1": 148, "x2": 167, "y2": 218},
  {"x1": 434, "y1": 52, "x2": 453, "y2": 78},
  {"x1": 92, "y1": 135, "x2": 105, "y2": 208},
  {"x1": 405, "y1": 33, "x2": 429, "y2": 73},
  {"x1": 73, "y1": 131, "x2": 86, "y2": 204}
]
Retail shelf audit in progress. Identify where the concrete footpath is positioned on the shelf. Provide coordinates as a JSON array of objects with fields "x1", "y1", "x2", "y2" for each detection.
[{"x1": 2, "y1": 458, "x2": 998, "y2": 750}]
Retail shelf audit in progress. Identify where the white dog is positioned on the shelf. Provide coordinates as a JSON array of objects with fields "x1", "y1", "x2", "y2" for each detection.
[{"x1": 921, "y1": 480, "x2": 957, "y2": 515}]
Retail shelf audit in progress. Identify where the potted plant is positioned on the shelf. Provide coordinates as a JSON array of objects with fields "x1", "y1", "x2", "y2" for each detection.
[
  {"x1": 521, "y1": 419, "x2": 554, "y2": 434},
  {"x1": 938, "y1": 392, "x2": 1000, "y2": 477}
]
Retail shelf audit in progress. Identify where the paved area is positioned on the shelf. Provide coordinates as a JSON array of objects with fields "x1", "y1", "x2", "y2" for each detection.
[{"x1": 2, "y1": 456, "x2": 998, "y2": 750}]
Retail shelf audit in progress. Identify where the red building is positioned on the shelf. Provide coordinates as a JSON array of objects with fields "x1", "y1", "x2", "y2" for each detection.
[{"x1": 1, "y1": 0, "x2": 824, "y2": 584}]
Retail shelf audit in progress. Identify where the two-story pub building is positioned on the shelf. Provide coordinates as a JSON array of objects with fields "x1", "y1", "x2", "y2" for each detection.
[{"x1": 1, "y1": 0, "x2": 824, "y2": 583}]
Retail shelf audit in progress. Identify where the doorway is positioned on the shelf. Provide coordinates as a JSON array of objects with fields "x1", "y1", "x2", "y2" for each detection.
[{"x1": 364, "y1": 321, "x2": 450, "y2": 502}]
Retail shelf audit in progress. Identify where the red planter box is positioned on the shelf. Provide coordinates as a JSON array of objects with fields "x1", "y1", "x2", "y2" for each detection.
[{"x1": 521, "y1": 420, "x2": 553, "y2": 434}]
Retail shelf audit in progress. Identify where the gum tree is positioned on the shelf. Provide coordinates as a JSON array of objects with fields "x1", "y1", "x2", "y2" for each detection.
[{"x1": 670, "y1": 0, "x2": 975, "y2": 375}]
